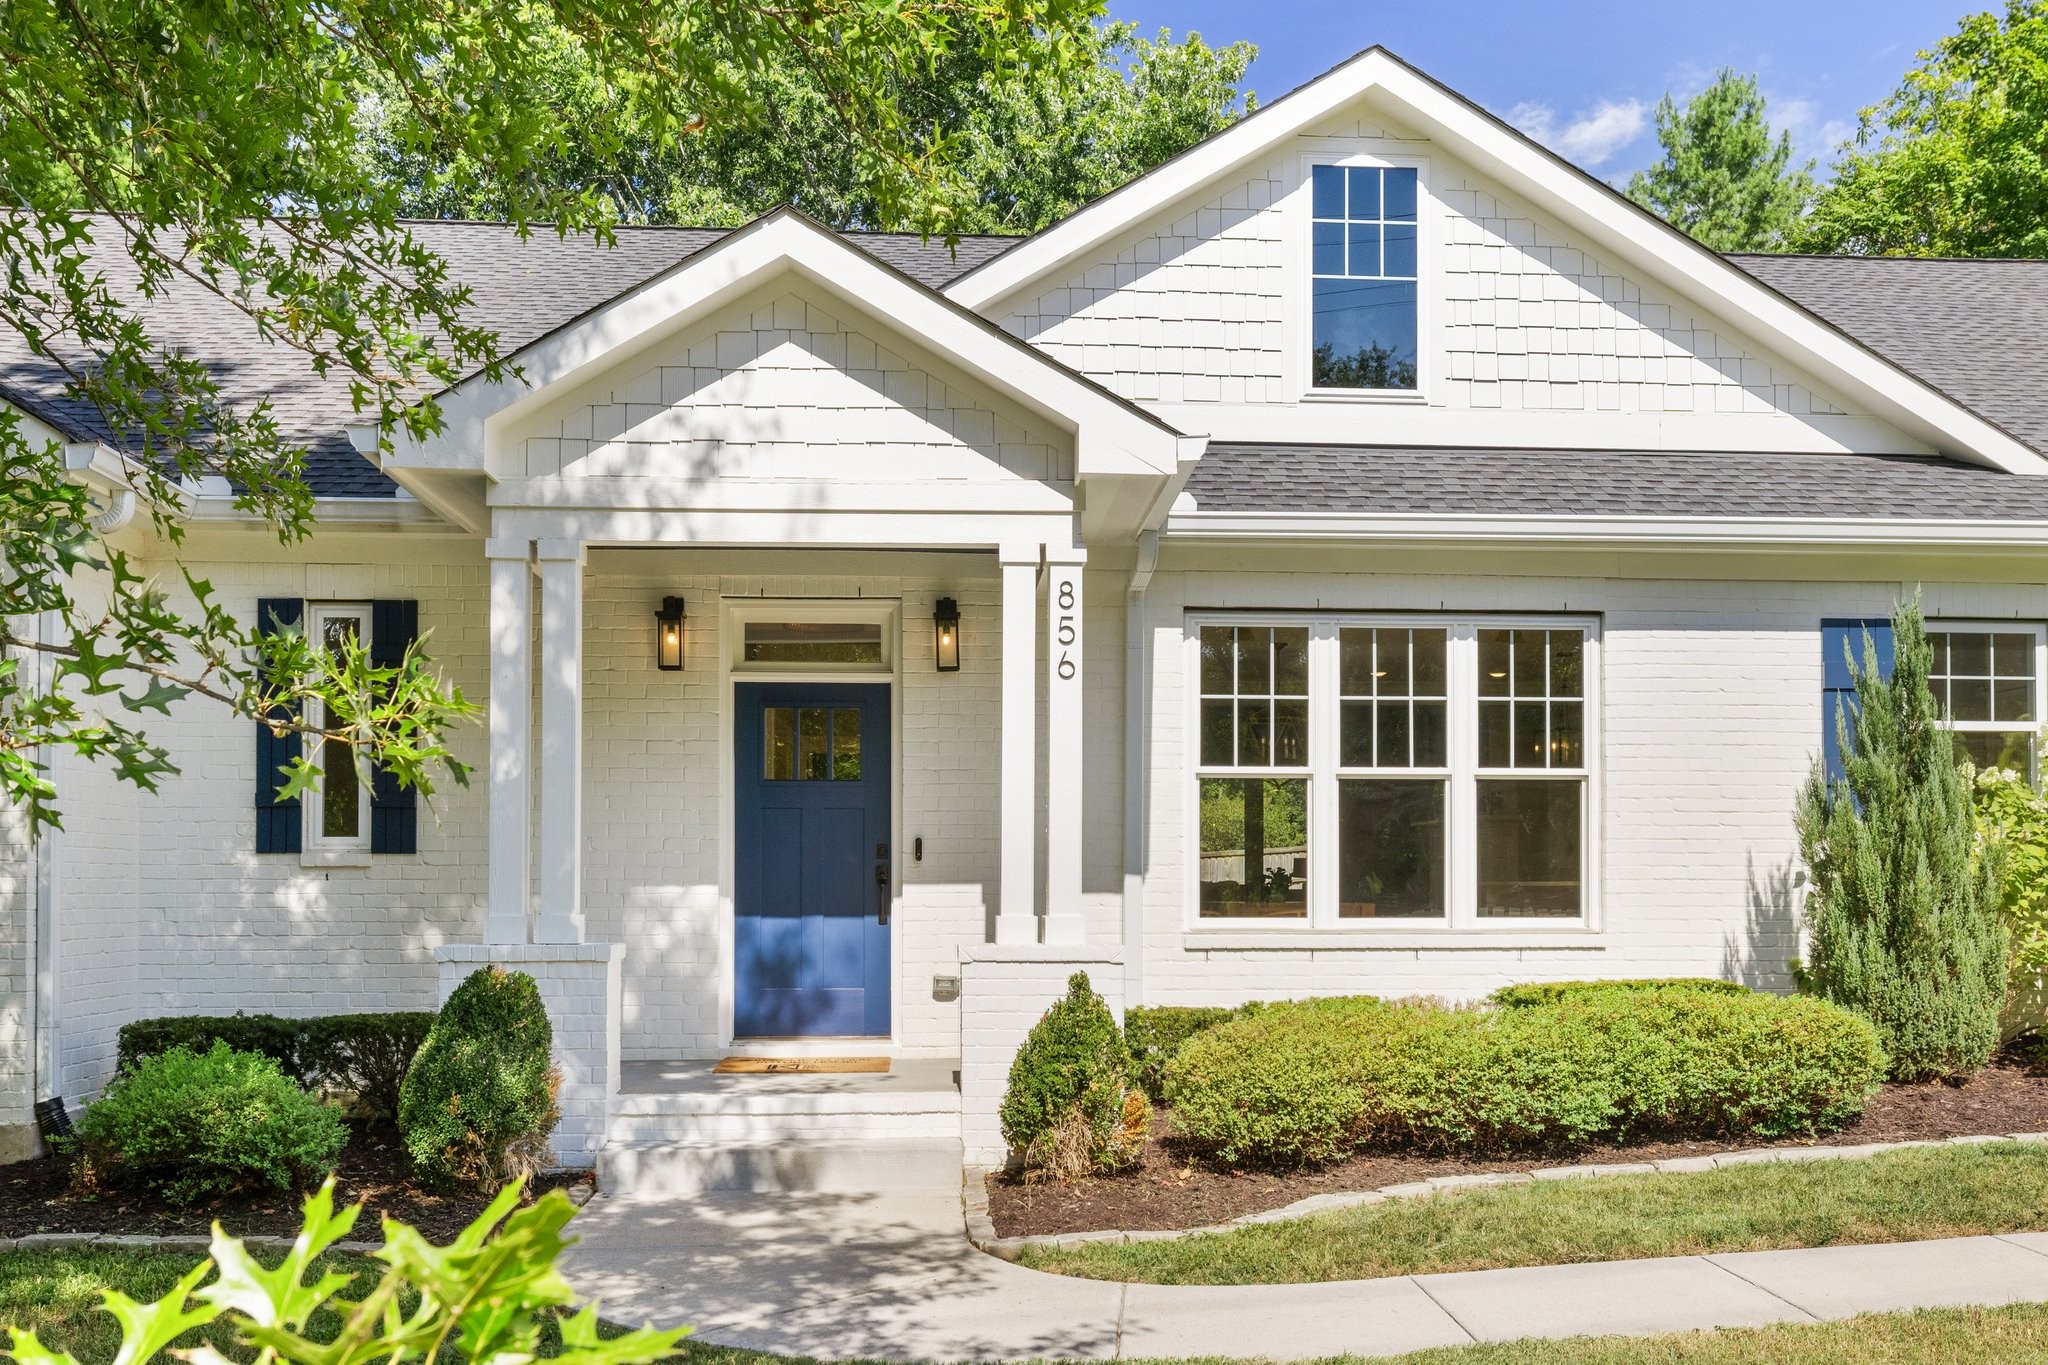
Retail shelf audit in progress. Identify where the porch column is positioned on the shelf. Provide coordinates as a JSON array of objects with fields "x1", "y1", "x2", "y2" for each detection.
[
  {"x1": 1043, "y1": 546, "x2": 1087, "y2": 945},
  {"x1": 994, "y1": 545, "x2": 1040, "y2": 944},
  {"x1": 484, "y1": 538, "x2": 533, "y2": 945},
  {"x1": 535, "y1": 539, "x2": 585, "y2": 945}
]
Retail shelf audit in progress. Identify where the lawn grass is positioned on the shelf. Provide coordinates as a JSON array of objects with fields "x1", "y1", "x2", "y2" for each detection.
[{"x1": 1018, "y1": 1141, "x2": 2048, "y2": 1284}]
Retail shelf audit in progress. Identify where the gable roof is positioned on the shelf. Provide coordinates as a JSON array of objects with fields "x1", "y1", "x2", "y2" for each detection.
[
  {"x1": 944, "y1": 45, "x2": 2048, "y2": 476},
  {"x1": 1730, "y1": 255, "x2": 2048, "y2": 457},
  {"x1": 0, "y1": 219, "x2": 1017, "y2": 497}
]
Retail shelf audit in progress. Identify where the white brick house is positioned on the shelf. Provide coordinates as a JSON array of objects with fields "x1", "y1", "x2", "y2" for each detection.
[{"x1": 9, "y1": 48, "x2": 2048, "y2": 1172}]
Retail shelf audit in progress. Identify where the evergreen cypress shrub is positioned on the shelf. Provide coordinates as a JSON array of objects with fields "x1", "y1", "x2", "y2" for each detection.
[
  {"x1": 398, "y1": 967, "x2": 559, "y2": 1189},
  {"x1": 71, "y1": 1042, "x2": 345, "y2": 1205},
  {"x1": 1795, "y1": 601, "x2": 2010, "y2": 1080},
  {"x1": 999, "y1": 973, "x2": 1149, "y2": 1179}
]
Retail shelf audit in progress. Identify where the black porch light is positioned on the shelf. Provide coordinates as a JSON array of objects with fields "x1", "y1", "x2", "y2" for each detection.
[
  {"x1": 657, "y1": 596, "x2": 686, "y2": 671},
  {"x1": 933, "y1": 596, "x2": 961, "y2": 672}
]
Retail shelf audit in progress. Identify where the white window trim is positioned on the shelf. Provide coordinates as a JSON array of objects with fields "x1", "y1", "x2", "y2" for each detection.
[
  {"x1": 1185, "y1": 612, "x2": 1601, "y2": 935},
  {"x1": 1927, "y1": 618, "x2": 2048, "y2": 781},
  {"x1": 302, "y1": 601, "x2": 372, "y2": 867},
  {"x1": 726, "y1": 598, "x2": 898, "y2": 677},
  {"x1": 1294, "y1": 150, "x2": 1434, "y2": 405}
]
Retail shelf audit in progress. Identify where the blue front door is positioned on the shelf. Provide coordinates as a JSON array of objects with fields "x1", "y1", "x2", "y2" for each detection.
[{"x1": 734, "y1": 683, "x2": 892, "y2": 1037}]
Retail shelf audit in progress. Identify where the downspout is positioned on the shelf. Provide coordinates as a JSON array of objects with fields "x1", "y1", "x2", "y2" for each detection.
[
  {"x1": 1121, "y1": 438, "x2": 1205, "y2": 1010},
  {"x1": 30, "y1": 609, "x2": 60, "y2": 1129}
]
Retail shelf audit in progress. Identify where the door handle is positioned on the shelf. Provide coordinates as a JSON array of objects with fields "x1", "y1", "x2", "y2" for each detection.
[{"x1": 875, "y1": 862, "x2": 890, "y2": 926}]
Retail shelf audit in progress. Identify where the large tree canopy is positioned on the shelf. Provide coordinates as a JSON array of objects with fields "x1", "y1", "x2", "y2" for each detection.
[
  {"x1": 360, "y1": 20, "x2": 1256, "y2": 234},
  {"x1": 1623, "y1": 69, "x2": 1814, "y2": 252},
  {"x1": 0, "y1": 0, "x2": 1108, "y2": 831},
  {"x1": 1798, "y1": 0, "x2": 2048, "y2": 256}
]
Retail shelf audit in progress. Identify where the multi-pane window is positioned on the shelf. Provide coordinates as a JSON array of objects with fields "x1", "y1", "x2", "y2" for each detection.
[
  {"x1": 1193, "y1": 616, "x2": 1597, "y2": 928},
  {"x1": 1197, "y1": 625, "x2": 1310, "y2": 917},
  {"x1": 306, "y1": 603, "x2": 369, "y2": 851},
  {"x1": 1311, "y1": 163, "x2": 1419, "y2": 391},
  {"x1": 1337, "y1": 628, "x2": 1448, "y2": 918},
  {"x1": 1929, "y1": 626, "x2": 2043, "y2": 778}
]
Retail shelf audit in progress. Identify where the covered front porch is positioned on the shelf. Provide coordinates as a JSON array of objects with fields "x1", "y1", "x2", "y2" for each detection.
[{"x1": 353, "y1": 210, "x2": 1197, "y2": 1164}]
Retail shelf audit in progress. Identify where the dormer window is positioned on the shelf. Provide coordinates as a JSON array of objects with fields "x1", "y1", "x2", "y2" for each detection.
[{"x1": 1311, "y1": 163, "x2": 1419, "y2": 391}]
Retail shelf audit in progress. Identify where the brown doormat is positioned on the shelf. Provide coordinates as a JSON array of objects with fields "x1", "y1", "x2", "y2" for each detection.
[{"x1": 712, "y1": 1056, "x2": 890, "y2": 1074}]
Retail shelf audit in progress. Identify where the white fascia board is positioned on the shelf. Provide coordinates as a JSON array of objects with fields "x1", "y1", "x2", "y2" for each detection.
[
  {"x1": 950, "y1": 48, "x2": 2045, "y2": 476},
  {"x1": 386, "y1": 210, "x2": 1181, "y2": 479},
  {"x1": 1166, "y1": 510, "x2": 2048, "y2": 551}
]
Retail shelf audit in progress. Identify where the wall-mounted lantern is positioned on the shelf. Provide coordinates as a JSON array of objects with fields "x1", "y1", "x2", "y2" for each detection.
[
  {"x1": 657, "y1": 596, "x2": 686, "y2": 671},
  {"x1": 933, "y1": 596, "x2": 961, "y2": 673}
]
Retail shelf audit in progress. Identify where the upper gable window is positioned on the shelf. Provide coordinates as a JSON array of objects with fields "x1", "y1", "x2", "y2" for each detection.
[{"x1": 1311, "y1": 164, "x2": 1419, "y2": 392}]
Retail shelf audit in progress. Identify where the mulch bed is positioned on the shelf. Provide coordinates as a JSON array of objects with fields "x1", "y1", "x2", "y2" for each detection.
[
  {"x1": 988, "y1": 1049, "x2": 2048, "y2": 1238},
  {"x1": 0, "y1": 1122, "x2": 592, "y2": 1242}
]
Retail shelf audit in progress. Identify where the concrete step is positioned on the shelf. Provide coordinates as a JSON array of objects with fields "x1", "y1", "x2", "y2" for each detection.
[
  {"x1": 598, "y1": 1137, "x2": 963, "y2": 1197},
  {"x1": 606, "y1": 1086, "x2": 961, "y2": 1144}
]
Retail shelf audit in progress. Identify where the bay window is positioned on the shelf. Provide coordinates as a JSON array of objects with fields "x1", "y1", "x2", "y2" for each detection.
[{"x1": 1193, "y1": 615, "x2": 1597, "y2": 928}]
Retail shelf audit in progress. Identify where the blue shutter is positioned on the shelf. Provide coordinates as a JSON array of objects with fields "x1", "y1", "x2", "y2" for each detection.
[
  {"x1": 254, "y1": 597, "x2": 304, "y2": 853},
  {"x1": 1821, "y1": 618, "x2": 1895, "y2": 785},
  {"x1": 369, "y1": 599, "x2": 420, "y2": 854}
]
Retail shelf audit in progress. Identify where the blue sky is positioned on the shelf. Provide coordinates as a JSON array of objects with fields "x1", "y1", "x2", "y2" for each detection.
[{"x1": 1105, "y1": 1, "x2": 1970, "y2": 181}]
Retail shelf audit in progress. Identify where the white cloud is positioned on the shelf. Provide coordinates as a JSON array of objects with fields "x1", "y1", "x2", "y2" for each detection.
[{"x1": 1507, "y1": 98, "x2": 1649, "y2": 169}]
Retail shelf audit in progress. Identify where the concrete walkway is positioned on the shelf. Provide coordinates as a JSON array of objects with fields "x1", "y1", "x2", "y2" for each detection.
[{"x1": 561, "y1": 1189, "x2": 2048, "y2": 1362}]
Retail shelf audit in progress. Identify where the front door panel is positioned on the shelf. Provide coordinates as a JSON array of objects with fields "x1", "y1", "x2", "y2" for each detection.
[{"x1": 734, "y1": 683, "x2": 891, "y2": 1037}]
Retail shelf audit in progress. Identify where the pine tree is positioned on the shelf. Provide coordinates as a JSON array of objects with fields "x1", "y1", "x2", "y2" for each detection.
[
  {"x1": 1626, "y1": 69, "x2": 1815, "y2": 251},
  {"x1": 1794, "y1": 601, "x2": 2008, "y2": 1080}
]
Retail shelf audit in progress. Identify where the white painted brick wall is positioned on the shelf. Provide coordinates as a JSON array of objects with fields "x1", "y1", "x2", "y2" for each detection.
[
  {"x1": 958, "y1": 946, "x2": 1124, "y2": 1164},
  {"x1": 434, "y1": 944, "x2": 622, "y2": 1169},
  {"x1": 512, "y1": 287, "x2": 1072, "y2": 484},
  {"x1": 995, "y1": 115, "x2": 1853, "y2": 422}
]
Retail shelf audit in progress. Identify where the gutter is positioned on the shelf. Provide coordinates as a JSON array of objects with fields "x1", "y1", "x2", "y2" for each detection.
[{"x1": 1121, "y1": 437, "x2": 1205, "y2": 1008}]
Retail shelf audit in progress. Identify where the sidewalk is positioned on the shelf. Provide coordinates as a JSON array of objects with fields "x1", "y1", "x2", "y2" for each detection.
[{"x1": 560, "y1": 1188, "x2": 2048, "y2": 1362}]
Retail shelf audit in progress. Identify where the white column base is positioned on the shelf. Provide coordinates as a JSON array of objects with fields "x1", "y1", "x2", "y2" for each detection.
[
  {"x1": 434, "y1": 943, "x2": 623, "y2": 1169},
  {"x1": 957, "y1": 944, "x2": 1125, "y2": 1165}
]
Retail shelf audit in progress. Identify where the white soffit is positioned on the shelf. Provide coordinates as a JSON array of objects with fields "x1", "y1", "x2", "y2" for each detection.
[{"x1": 947, "y1": 47, "x2": 2046, "y2": 476}]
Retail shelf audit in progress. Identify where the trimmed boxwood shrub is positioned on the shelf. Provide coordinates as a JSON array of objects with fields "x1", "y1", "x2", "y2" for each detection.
[
  {"x1": 1165, "y1": 985, "x2": 1885, "y2": 1166},
  {"x1": 398, "y1": 967, "x2": 558, "y2": 1190},
  {"x1": 1124, "y1": 1005, "x2": 1252, "y2": 1103},
  {"x1": 71, "y1": 1042, "x2": 346, "y2": 1205},
  {"x1": 118, "y1": 1011, "x2": 435, "y2": 1118},
  {"x1": 1490, "y1": 978, "x2": 1751, "y2": 1008},
  {"x1": 1000, "y1": 973, "x2": 1149, "y2": 1179}
]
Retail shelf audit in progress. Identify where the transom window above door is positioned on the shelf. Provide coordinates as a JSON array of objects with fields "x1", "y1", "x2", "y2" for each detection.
[
  {"x1": 1193, "y1": 615, "x2": 1599, "y2": 929},
  {"x1": 1310, "y1": 163, "x2": 1420, "y2": 392},
  {"x1": 743, "y1": 621, "x2": 885, "y2": 667}
]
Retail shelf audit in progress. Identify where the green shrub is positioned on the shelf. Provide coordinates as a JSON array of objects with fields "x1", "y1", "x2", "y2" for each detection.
[
  {"x1": 1490, "y1": 978, "x2": 1751, "y2": 1007},
  {"x1": 119, "y1": 1011, "x2": 436, "y2": 1119},
  {"x1": 299, "y1": 1013, "x2": 435, "y2": 1120},
  {"x1": 398, "y1": 967, "x2": 558, "y2": 1190},
  {"x1": 116, "y1": 1014, "x2": 305, "y2": 1082},
  {"x1": 71, "y1": 1042, "x2": 345, "y2": 1205},
  {"x1": 1165, "y1": 986, "x2": 1885, "y2": 1166},
  {"x1": 999, "y1": 973, "x2": 1149, "y2": 1179},
  {"x1": 1796, "y1": 600, "x2": 2008, "y2": 1080},
  {"x1": 1124, "y1": 1005, "x2": 1254, "y2": 1102}
]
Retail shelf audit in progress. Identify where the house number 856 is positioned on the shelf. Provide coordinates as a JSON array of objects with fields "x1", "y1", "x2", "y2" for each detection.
[{"x1": 1055, "y1": 578, "x2": 1077, "y2": 679}]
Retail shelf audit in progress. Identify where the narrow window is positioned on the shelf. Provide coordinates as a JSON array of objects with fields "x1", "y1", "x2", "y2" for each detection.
[
  {"x1": 1197, "y1": 624, "x2": 1310, "y2": 918},
  {"x1": 1476, "y1": 629, "x2": 1586, "y2": 918},
  {"x1": 305, "y1": 603, "x2": 370, "y2": 852},
  {"x1": 1311, "y1": 164, "x2": 1419, "y2": 391},
  {"x1": 1336, "y1": 628, "x2": 1448, "y2": 919}
]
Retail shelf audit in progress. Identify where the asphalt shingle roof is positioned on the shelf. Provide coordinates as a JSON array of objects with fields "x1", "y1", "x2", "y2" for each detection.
[
  {"x1": 0, "y1": 221, "x2": 1017, "y2": 496},
  {"x1": 1730, "y1": 253, "x2": 2048, "y2": 458},
  {"x1": 1184, "y1": 443, "x2": 2048, "y2": 520}
]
